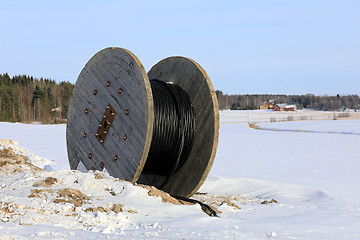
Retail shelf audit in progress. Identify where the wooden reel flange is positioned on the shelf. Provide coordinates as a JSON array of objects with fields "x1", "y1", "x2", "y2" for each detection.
[{"x1": 66, "y1": 47, "x2": 219, "y2": 197}]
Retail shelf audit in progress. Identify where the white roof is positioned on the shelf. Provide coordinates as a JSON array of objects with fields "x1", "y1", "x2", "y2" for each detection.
[{"x1": 276, "y1": 104, "x2": 296, "y2": 108}]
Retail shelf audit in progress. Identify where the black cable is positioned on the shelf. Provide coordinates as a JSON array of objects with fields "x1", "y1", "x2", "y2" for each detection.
[
  {"x1": 142, "y1": 79, "x2": 195, "y2": 187},
  {"x1": 141, "y1": 80, "x2": 218, "y2": 218}
]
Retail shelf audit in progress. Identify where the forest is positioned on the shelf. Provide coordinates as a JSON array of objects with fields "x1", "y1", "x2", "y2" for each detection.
[
  {"x1": 216, "y1": 91, "x2": 360, "y2": 111},
  {"x1": 1, "y1": 73, "x2": 359, "y2": 124},
  {"x1": 0, "y1": 73, "x2": 73, "y2": 123}
]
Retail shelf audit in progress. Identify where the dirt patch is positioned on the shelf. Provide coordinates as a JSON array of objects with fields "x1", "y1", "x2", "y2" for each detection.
[
  {"x1": 111, "y1": 203, "x2": 123, "y2": 213},
  {"x1": 0, "y1": 147, "x2": 42, "y2": 174},
  {"x1": 45, "y1": 177, "x2": 57, "y2": 185},
  {"x1": 93, "y1": 206, "x2": 106, "y2": 212},
  {"x1": 28, "y1": 189, "x2": 55, "y2": 198},
  {"x1": 261, "y1": 199, "x2": 279, "y2": 204},
  {"x1": 0, "y1": 145, "x2": 26, "y2": 161},
  {"x1": 94, "y1": 172, "x2": 104, "y2": 179},
  {"x1": 1, "y1": 202, "x2": 15, "y2": 215},
  {"x1": 137, "y1": 184, "x2": 192, "y2": 205},
  {"x1": 193, "y1": 193, "x2": 243, "y2": 212},
  {"x1": 0, "y1": 157, "x2": 42, "y2": 174},
  {"x1": 137, "y1": 185, "x2": 221, "y2": 216},
  {"x1": 33, "y1": 177, "x2": 58, "y2": 187},
  {"x1": 248, "y1": 123, "x2": 259, "y2": 129},
  {"x1": 0, "y1": 148, "x2": 27, "y2": 168},
  {"x1": 53, "y1": 188, "x2": 90, "y2": 207},
  {"x1": 29, "y1": 187, "x2": 91, "y2": 208},
  {"x1": 84, "y1": 203, "x2": 136, "y2": 214}
]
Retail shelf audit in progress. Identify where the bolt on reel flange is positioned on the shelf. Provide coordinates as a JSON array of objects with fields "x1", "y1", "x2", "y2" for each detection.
[{"x1": 66, "y1": 47, "x2": 219, "y2": 197}]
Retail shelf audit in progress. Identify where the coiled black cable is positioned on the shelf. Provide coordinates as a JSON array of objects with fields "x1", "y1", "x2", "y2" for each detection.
[
  {"x1": 141, "y1": 80, "x2": 218, "y2": 217},
  {"x1": 142, "y1": 79, "x2": 195, "y2": 186}
]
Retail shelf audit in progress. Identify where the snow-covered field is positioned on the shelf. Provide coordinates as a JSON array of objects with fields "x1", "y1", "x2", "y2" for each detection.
[{"x1": 1, "y1": 110, "x2": 360, "y2": 239}]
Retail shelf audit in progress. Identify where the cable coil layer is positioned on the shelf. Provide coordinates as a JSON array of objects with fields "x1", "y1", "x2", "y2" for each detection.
[{"x1": 143, "y1": 79, "x2": 195, "y2": 186}]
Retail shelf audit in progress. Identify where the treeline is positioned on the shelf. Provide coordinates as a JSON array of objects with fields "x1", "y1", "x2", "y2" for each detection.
[
  {"x1": 1, "y1": 72, "x2": 359, "y2": 123},
  {"x1": 216, "y1": 91, "x2": 360, "y2": 111},
  {"x1": 0, "y1": 73, "x2": 74, "y2": 123}
]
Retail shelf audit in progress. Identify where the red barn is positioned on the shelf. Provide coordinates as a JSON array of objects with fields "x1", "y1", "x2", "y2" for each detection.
[{"x1": 273, "y1": 104, "x2": 297, "y2": 111}]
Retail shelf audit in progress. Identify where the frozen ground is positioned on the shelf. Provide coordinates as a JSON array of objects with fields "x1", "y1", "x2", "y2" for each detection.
[
  {"x1": 1, "y1": 110, "x2": 360, "y2": 239},
  {"x1": 258, "y1": 119, "x2": 360, "y2": 135}
]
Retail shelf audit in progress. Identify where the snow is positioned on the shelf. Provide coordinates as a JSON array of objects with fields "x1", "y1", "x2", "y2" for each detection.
[
  {"x1": 0, "y1": 123, "x2": 68, "y2": 170},
  {"x1": 258, "y1": 119, "x2": 360, "y2": 135},
  {"x1": 214, "y1": 117, "x2": 360, "y2": 198},
  {"x1": 1, "y1": 110, "x2": 360, "y2": 239}
]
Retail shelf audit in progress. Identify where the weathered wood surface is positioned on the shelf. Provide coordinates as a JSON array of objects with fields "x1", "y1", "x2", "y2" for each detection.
[
  {"x1": 138, "y1": 57, "x2": 220, "y2": 197},
  {"x1": 66, "y1": 47, "x2": 154, "y2": 183}
]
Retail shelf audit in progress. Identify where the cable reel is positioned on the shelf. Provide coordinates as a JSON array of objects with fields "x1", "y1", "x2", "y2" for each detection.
[{"x1": 66, "y1": 47, "x2": 219, "y2": 197}]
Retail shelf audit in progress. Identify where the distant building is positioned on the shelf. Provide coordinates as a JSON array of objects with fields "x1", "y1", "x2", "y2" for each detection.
[
  {"x1": 260, "y1": 102, "x2": 273, "y2": 110},
  {"x1": 51, "y1": 106, "x2": 62, "y2": 112},
  {"x1": 273, "y1": 104, "x2": 297, "y2": 111}
]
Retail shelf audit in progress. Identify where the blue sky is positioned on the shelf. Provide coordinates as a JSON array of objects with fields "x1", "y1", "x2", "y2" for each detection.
[{"x1": 1, "y1": 0, "x2": 359, "y2": 95}]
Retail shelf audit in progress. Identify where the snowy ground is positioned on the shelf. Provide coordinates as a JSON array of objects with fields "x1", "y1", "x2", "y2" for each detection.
[{"x1": 1, "y1": 110, "x2": 360, "y2": 239}]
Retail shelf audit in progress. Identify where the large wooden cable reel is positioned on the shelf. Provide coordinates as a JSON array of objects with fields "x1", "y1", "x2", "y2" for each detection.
[{"x1": 66, "y1": 47, "x2": 219, "y2": 197}]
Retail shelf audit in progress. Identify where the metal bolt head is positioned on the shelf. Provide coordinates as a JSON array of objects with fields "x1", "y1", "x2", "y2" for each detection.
[
  {"x1": 125, "y1": 109, "x2": 129, "y2": 115},
  {"x1": 123, "y1": 135, "x2": 127, "y2": 141},
  {"x1": 93, "y1": 89, "x2": 98, "y2": 95},
  {"x1": 106, "y1": 81, "x2": 111, "y2": 87},
  {"x1": 118, "y1": 89, "x2": 122, "y2": 94},
  {"x1": 88, "y1": 153, "x2": 92, "y2": 159},
  {"x1": 114, "y1": 155, "x2": 118, "y2": 161},
  {"x1": 84, "y1": 109, "x2": 89, "y2": 114},
  {"x1": 83, "y1": 133, "x2": 87, "y2": 138}
]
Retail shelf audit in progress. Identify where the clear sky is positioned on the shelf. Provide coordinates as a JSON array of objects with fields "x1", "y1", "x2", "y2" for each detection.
[{"x1": 1, "y1": 0, "x2": 359, "y2": 95}]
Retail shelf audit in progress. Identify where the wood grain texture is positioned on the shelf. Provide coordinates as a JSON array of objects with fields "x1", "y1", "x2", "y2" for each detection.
[
  {"x1": 137, "y1": 57, "x2": 220, "y2": 197},
  {"x1": 66, "y1": 47, "x2": 154, "y2": 183}
]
